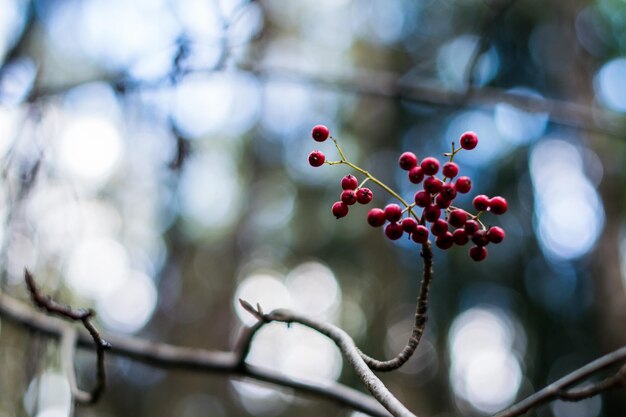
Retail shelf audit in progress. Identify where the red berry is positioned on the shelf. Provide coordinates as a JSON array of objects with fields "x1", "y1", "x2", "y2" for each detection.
[
  {"x1": 456, "y1": 176, "x2": 472, "y2": 194},
  {"x1": 420, "y1": 157, "x2": 440, "y2": 176},
  {"x1": 460, "y1": 131, "x2": 478, "y2": 150},
  {"x1": 471, "y1": 230, "x2": 490, "y2": 246},
  {"x1": 469, "y1": 245, "x2": 488, "y2": 261},
  {"x1": 341, "y1": 189, "x2": 357, "y2": 205},
  {"x1": 341, "y1": 175, "x2": 358, "y2": 190},
  {"x1": 489, "y1": 196, "x2": 508, "y2": 215},
  {"x1": 414, "y1": 190, "x2": 431, "y2": 207},
  {"x1": 431, "y1": 219, "x2": 449, "y2": 236},
  {"x1": 311, "y1": 125, "x2": 330, "y2": 142},
  {"x1": 442, "y1": 162, "x2": 459, "y2": 179},
  {"x1": 424, "y1": 205, "x2": 441, "y2": 223},
  {"x1": 408, "y1": 166, "x2": 424, "y2": 184},
  {"x1": 487, "y1": 226, "x2": 505, "y2": 243},
  {"x1": 367, "y1": 208, "x2": 386, "y2": 227},
  {"x1": 435, "y1": 194, "x2": 452, "y2": 208},
  {"x1": 384, "y1": 204, "x2": 403, "y2": 222},
  {"x1": 385, "y1": 222, "x2": 404, "y2": 240},
  {"x1": 424, "y1": 176, "x2": 443, "y2": 194},
  {"x1": 448, "y1": 209, "x2": 467, "y2": 228},
  {"x1": 308, "y1": 150, "x2": 325, "y2": 167},
  {"x1": 435, "y1": 232, "x2": 454, "y2": 249},
  {"x1": 440, "y1": 183, "x2": 457, "y2": 200},
  {"x1": 399, "y1": 152, "x2": 418, "y2": 170},
  {"x1": 412, "y1": 225, "x2": 429, "y2": 243},
  {"x1": 401, "y1": 217, "x2": 418, "y2": 233},
  {"x1": 332, "y1": 201, "x2": 349, "y2": 219},
  {"x1": 452, "y1": 228, "x2": 469, "y2": 245},
  {"x1": 464, "y1": 220, "x2": 480, "y2": 235},
  {"x1": 473, "y1": 194, "x2": 490, "y2": 211},
  {"x1": 356, "y1": 188, "x2": 373, "y2": 204}
]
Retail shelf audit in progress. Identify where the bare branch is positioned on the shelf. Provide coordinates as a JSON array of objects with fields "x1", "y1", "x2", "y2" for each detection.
[
  {"x1": 240, "y1": 304, "x2": 418, "y2": 417},
  {"x1": 494, "y1": 349, "x2": 626, "y2": 417},
  {"x1": 236, "y1": 243, "x2": 435, "y2": 374},
  {"x1": 557, "y1": 364, "x2": 626, "y2": 401},
  {"x1": 257, "y1": 65, "x2": 623, "y2": 137},
  {"x1": 22, "y1": 63, "x2": 626, "y2": 138},
  {"x1": 0, "y1": 292, "x2": 390, "y2": 417},
  {"x1": 359, "y1": 242, "x2": 434, "y2": 371},
  {"x1": 24, "y1": 270, "x2": 110, "y2": 404},
  {"x1": 6, "y1": 272, "x2": 626, "y2": 417}
]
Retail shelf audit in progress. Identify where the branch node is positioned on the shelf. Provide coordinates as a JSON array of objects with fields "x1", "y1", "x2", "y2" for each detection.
[
  {"x1": 359, "y1": 242, "x2": 434, "y2": 372},
  {"x1": 23, "y1": 269, "x2": 108, "y2": 405}
]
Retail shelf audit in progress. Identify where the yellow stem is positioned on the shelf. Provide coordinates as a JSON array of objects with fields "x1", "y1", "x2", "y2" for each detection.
[
  {"x1": 330, "y1": 138, "x2": 419, "y2": 219},
  {"x1": 343, "y1": 161, "x2": 418, "y2": 219},
  {"x1": 358, "y1": 177, "x2": 370, "y2": 188},
  {"x1": 330, "y1": 137, "x2": 347, "y2": 161}
]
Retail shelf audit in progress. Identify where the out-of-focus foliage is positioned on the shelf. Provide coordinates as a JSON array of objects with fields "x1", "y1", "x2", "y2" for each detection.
[{"x1": 0, "y1": 0, "x2": 626, "y2": 416}]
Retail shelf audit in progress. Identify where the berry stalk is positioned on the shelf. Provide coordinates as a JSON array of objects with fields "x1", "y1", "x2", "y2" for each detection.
[{"x1": 326, "y1": 138, "x2": 418, "y2": 220}]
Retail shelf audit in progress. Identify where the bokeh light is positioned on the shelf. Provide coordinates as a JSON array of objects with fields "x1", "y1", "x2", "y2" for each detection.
[
  {"x1": 285, "y1": 261, "x2": 341, "y2": 320},
  {"x1": 0, "y1": 0, "x2": 25, "y2": 60},
  {"x1": 530, "y1": 139, "x2": 604, "y2": 260},
  {"x1": 57, "y1": 116, "x2": 123, "y2": 184},
  {"x1": 172, "y1": 0, "x2": 222, "y2": 43},
  {"x1": 448, "y1": 307, "x2": 523, "y2": 414},
  {"x1": 351, "y1": 0, "x2": 407, "y2": 45},
  {"x1": 595, "y1": 58, "x2": 626, "y2": 112},
  {"x1": 234, "y1": 273, "x2": 291, "y2": 326},
  {"x1": 23, "y1": 372, "x2": 71, "y2": 417},
  {"x1": 65, "y1": 237, "x2": 129, "y2": 298},
  {"x1": 63, "y1": 82, "x2": 121, "y2": 120},
  {"x1": 494, "y1": 88, "x2": 548, "y2": 144},
  {"x1": 178, "y1": 150, "x2": 243, "y2": 235},
  {"x1": 261, "y1": 81, "x2": 312, "y2": 140},
  {"x1": 437, "y1": 35, "x2": 499, "y2": 89},
  {"x1": 97, "y1": 270, "x2": 157, "y2": 333},
  {"x1": 0, "y1": 57, "x2": 36, "y2": 105},
  {"x1": 276, "y1": 326, "x2": 343, "y2": 382},
  {"x1": 244, "y1": 322, "x2": 343, "y2": 384},
  {"x1": 172, "y1": 72, "x2": 261, "y2": 138}
]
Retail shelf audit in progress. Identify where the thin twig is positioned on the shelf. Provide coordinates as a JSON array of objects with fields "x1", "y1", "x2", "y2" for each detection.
[
  {"x1": 24, "y1": 270, "x2": 110, "y2": 404},
  {"x1": 359, "y1": 242, "x2": 434, "y2": 371},
  {"x1": 239, "y1": 302, "x2": 417, "y2": 417},
  {"x1": 0, "y1": 292, "x2": 390, "y2": 417},
  {"x1": 494, "y1": 350, "x2": 626, "y2": 417}
]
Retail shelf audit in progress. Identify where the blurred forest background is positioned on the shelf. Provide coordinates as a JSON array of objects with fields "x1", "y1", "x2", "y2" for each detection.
[{"x1": 1, "y1": 0, "x2": 626, "y2": 416}]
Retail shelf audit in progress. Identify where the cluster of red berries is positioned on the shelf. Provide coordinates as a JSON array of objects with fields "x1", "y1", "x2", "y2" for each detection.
[
  {"x1": 331, "y1": 175, "x2": 373, "y2": 218},
  {"x1": 307, "y1": 125, "x2": 507, "y2": 262}
]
